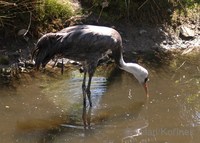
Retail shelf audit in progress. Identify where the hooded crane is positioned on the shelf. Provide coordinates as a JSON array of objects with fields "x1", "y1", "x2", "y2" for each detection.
[{"x1": 32, "y1": 25, "x2": 149, "y2": 107}]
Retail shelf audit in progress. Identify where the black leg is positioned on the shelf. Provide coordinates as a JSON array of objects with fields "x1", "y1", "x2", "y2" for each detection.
[
  {"x1": 86, "y1": 72, "x2": 93, "y2": 107},
  {"x1": 86, "y1": 62, "x2": 97, "y2": 107},
  {"x1": 82, "y1": 71, "x2": 87, "y2": 107}
]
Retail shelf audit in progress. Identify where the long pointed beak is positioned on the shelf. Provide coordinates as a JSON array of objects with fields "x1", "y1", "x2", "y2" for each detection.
[{"x1": 143, "y1": 83, "x2": 149, "y2": 97}]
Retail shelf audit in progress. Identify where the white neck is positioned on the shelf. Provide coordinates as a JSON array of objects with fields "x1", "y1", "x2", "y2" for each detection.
[{"x1": 119, "y1": 53, "x2": 148, "y2": 83}]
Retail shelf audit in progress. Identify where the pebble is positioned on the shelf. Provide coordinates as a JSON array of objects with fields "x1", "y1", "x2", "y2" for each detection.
[{"x1": 5, "y1": 105, "x2": 10, "y2": 109}]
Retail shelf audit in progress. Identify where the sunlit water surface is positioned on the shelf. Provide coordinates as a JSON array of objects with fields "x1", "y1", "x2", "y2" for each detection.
[{"x1": 0, "y1": 55, "x2": 199, "y2": 143}]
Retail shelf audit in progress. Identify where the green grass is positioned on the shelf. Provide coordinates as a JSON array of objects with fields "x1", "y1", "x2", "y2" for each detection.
[{"x1": 37, "y1": 0, "x2": 74, "y2": 22}]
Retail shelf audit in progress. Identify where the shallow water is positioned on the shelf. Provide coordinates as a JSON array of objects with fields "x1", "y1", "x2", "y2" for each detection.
[{"x1": 0, "y1": 54, "x2": 199, "y2": 143}]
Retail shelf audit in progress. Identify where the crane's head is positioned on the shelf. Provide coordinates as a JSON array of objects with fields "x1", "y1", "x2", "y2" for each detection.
[
  {"x1": 120, "y1": 62, "x2": 149, "y2": 97},
  {"x1": 131, "y1": 64, "x2": 149, "y2": 97},
  {"x1": 137, "y1": 69, "x2": 149, "y2": 97}
]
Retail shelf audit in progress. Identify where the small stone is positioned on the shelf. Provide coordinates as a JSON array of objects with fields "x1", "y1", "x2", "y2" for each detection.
[
  {"x1": 18, "y1": 62, "x2": 25, "y2": 67},
  {"x1": 139, "y1": 29, "x2": 147, "y2": 35},
  {"x1": 162, "y1": 40, "x2": 167, "y2": 45},
  {"x1": 17, "y1": 29, "x2": 27, "y2": 36},
  {"x1": 102, "y1": 0, "x2": 109, "y2": 8},
  {"x1": 179, "y1": 25, "x2": 195, "y2": 40},
  {"x1": 5, "y1": 105, "x2": 10, "y2": 109},
  {"x1": 168, "y1": 41, "x2": 173, "y2": 45}
]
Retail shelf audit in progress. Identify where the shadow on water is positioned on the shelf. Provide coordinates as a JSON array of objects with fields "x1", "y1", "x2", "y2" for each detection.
[{"x1": 0, "y1": 53, "x2": 200, "y2": 143}]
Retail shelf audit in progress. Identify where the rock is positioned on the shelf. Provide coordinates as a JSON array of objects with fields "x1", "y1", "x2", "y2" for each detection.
[
  {"x1": 102, "y1": 0, "x2": 109, "y2": 8},
  {"x1": 19, "y1": 67, "x2": 27, "y2": 73},
  {"x1": 179, "y1": 25, "x2": 195, "y2": 40},
  {"x1": 162, "y1": 40, "x2": 167, "y2": 45},
  {"x1": 17, "y1": 29, "x2": 27, "y2": 36},
  {"x1": 1, "y1": 67, "x2": 11, "y2": 75},
  {"x1": 25, "y1": 60, "x2": 34, "y2": 69},
  {"x1": 18, "y1": 61, "x2": 25, "y2": 67},
  {"x1": 139, "y1": 29, "x2": 147, "y2": 35},
  {"x1": 0, "y1": 67, "x2": 12, "y2": 84},
  {"x1": 167, "y1": 8, "x2": 172, "y2": 14},
  {"x1": 69, "y1": 60, "x2": 81, "y2": 65}
]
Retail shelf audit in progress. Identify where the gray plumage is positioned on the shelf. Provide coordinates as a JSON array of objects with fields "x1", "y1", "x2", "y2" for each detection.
[{"x1": 33, "y1": 25, "x2": 122, "y2": 70}]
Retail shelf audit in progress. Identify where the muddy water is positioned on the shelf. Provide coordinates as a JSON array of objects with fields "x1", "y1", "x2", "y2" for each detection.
[{"x1": 0, "y1": 54, "x2": 199, "y2": 143}]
